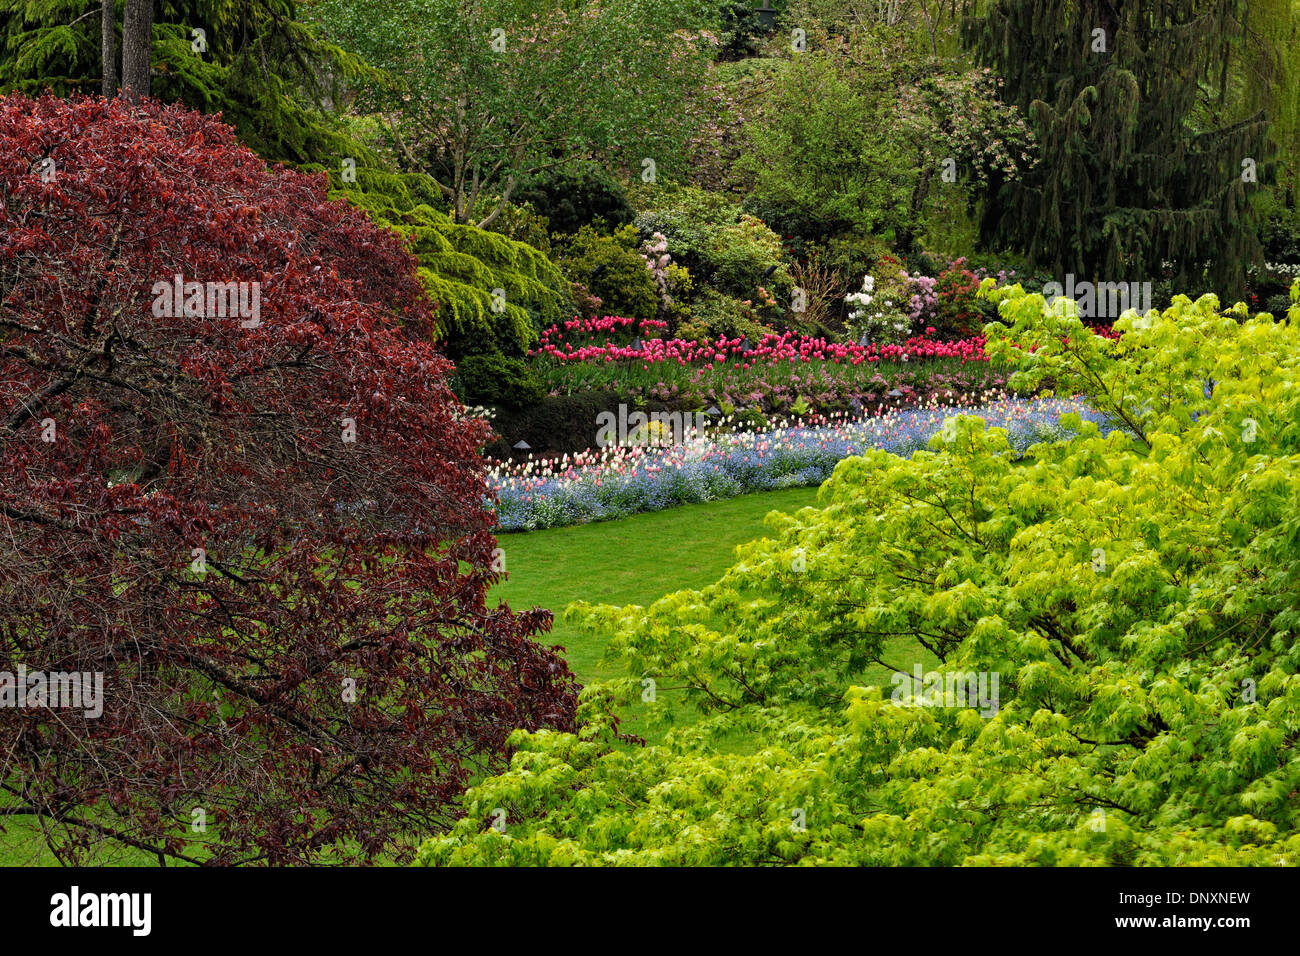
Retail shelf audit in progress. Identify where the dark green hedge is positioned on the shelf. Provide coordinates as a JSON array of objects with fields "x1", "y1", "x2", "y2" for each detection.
[{"x1": 483, "y1": 391, "x2": 682, "y2": 458}]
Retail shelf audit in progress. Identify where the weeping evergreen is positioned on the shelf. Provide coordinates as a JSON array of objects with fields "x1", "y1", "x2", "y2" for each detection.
[
  {"x1": 963, "y1": 0, "x2": 1274, "y2": 293},
  {"x1": 1223, "y1": 0, "x2": 1300, "y2": 212},
  {"x1": 306, "y1": 163, "x2": 569, "y2": 360}
]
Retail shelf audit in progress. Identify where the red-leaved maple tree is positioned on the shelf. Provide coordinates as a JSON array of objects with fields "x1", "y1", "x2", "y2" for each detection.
[{"x1": 0, "y1": 94, "x2": 578, "y2": 865}]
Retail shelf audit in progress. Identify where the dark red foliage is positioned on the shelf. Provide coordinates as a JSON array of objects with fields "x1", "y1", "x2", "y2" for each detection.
[{"x1": 0, "y1": 95, "x2": 578, "y2": 865}]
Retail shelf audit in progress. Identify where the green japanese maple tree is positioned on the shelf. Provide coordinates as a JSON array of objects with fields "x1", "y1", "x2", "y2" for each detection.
[{"x1": 419, "y1": 280, "x2": 1300, "y2": 866}]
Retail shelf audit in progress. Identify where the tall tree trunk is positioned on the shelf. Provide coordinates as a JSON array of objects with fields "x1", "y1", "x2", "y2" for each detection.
[
  {"x1": 121, "y1": 0, "x2": 152, "y2": 101},
  {"x1": 898, "y1": 163, "x2": 935, "y2": 258},
  {"x1": 101, "y1": 0, "x2": 117, "y2": 97}
]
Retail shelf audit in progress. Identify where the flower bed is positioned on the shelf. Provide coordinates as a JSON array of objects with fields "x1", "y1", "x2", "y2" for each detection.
[
  {"x1": 489, "y1": 395, "x2": 1116, "y2": 531},
  {"x1": 530, "y1": 316, "x2": 1005, "y2": 413}
]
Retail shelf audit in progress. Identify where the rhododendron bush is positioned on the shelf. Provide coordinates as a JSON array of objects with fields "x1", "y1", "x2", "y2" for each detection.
[
  {"x1": 0, "y1": 95, "x2": 578, "y2": 865},
  {"x1": 421, "y1": 284, "x2": 1300, "y2": 865}
]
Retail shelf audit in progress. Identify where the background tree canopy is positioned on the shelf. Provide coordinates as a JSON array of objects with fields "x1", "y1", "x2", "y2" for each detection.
[
  {"x1": 306, "y1": 0, "x2": 716, "y2": 227},
  {"x1": 0, "y1": 0, "x2": 374, "y2": 161},
  {"x1": 963, "y1": 0, "x2": 1276, "y2": 291}
]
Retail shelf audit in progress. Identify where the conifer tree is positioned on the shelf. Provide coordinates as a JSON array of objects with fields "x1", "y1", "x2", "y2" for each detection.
[
  {"x1": 0, "y1": 1, "x2": 371, "y2": 164},
  {"x1": 121, "y1": 0, "x2": 151, "y2": 99},
  {"x1": 963, "y1": 0, "x2": 1273, "y2": 292},
  {"x1": 1222, "y1": 0, "x2": 1300, "y2": 212},
  {"x1": 320, "y1": 163, "x2": 570, "y2": 359},
  {"x1": 100, "y1": 0, "x2": 115, "y2": 96}
]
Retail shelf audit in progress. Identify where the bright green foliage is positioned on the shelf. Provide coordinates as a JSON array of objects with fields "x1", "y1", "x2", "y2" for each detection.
[
  {"x1": 419, "y1": 280, "x2": 1300, "y2": 866},
  {"x1": 405, "y1": 208, "x2": 567, "y2": 358},
  {"x1": 311, "y1": 163, "x2": 568, "y2": 357},
  {"x1": 553, "y1": 225, "x2": 660, "y2": 321}
]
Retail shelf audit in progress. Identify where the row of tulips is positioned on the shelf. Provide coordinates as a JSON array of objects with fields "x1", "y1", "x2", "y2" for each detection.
[
  {"x1": 488, "y1": 394, "x2": 1118, "y2": 531},
  {"x1": 534, "y1": 319, "x2": 990, "y2": 368},
  {"x1": 530, "y1": 318, "x2": 1002, "y2": 408}
]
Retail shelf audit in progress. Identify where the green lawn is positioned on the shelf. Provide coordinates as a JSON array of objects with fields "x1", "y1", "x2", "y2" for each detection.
[
  {"x1": 489, "y1": 485, "x2": 933, "y2": 744},
  {"x1": 491, "y1": 486, "x2": 821, "y2": 680},
  {"x1": 490, "y1": 486, "x2": 824, "y2": 744}
]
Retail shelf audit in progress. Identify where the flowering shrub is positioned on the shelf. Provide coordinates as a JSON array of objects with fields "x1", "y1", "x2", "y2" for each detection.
[
  {"x1": 896, "y1": 68, "x2": 1038, "y2": 187},
  {"x1": 933, "y1": 258, "x2": 990, "y2": 338},
  {"x1": 489, "y1": 396, "x2": 1117, "y2": 530},
  {"x1": 845, "y1": 274, "x2": 913, "y2": 345},
  {"x1": 640, "y1": 231, "x2": 675, "y2": 313},
  {"x1": 900, "y1": 270, "x2": 938, "y2": 322},
  {"x1": 568, "y1": 280, "x2": 605, "y2": 319},
  {"x1": 632, "y1": 185, "x2": 795, "y2": 314},
  {"x1": 900, "y1": 257, "x2": 1018, "y2": 332}
]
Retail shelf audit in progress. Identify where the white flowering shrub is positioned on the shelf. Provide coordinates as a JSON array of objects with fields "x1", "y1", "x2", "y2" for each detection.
[{"x1": 845, "y1": 274, "x2": 913, "y2": 346}]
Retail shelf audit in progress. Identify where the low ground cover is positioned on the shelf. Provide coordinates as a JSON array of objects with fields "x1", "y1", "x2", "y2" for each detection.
[{"x1": 489, "y1": 395, "x2": 1117, "y2": 530}]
